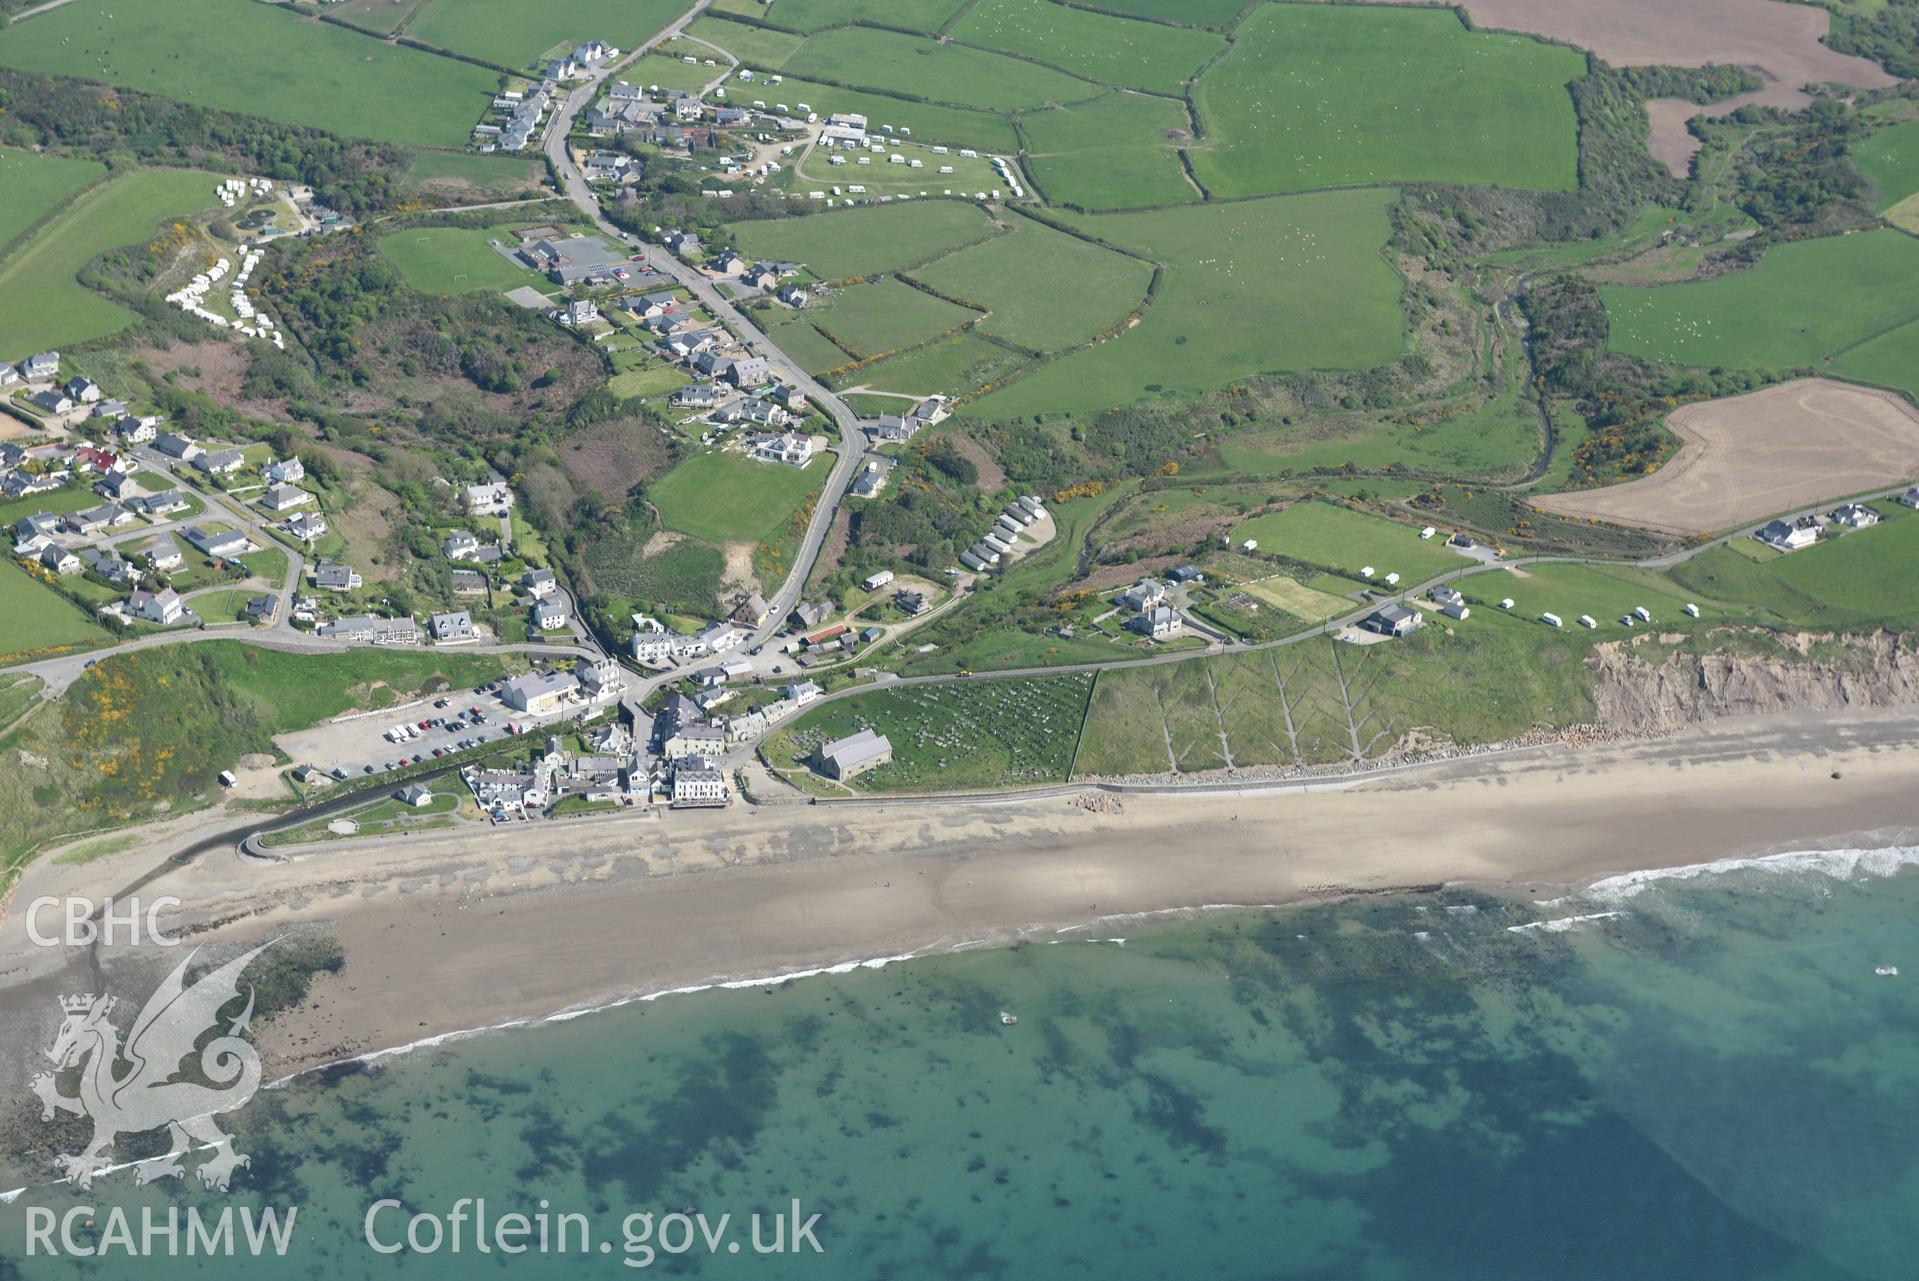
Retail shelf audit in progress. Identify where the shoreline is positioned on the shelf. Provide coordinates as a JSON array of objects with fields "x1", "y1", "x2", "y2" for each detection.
[{"x1": 3, "y1": 707, "x2": 1918, "y2": 1121}]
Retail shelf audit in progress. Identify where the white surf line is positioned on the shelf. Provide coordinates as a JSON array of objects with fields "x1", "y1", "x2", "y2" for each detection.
[
  {"x1": 1507, "y1": 911, "x2": 1623, "y2": 934},
  {"x1": 2, "y1": 1139, "x2": 226, "y2": 1203},
  {"x1": 1584, "y1": 844, "x2": 1919, "y2": 902}
]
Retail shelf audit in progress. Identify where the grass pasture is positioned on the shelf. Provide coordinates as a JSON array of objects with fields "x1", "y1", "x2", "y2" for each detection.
[
  {"x1": 745, "y1": 0, "x2": 966, "y2": 33},
  {"x1": 782, "y1": 26, "x2": 1097, "y2": 112},
  {"x1": 970, "y1": 191, "x2": 1403, "y2": 416},
  {"x1": 1235, "y1": 500, "x2": 1467, "y2": 584},
  {"x1": 0, "y1": 149, "x2": 105, "y2": 253},
  {"x1": 1830, "y1": 316, "x2": 1919, "y2": 398},
  {"x1": 910, "y1": 213, "x2": 1152, "y2": 351},
  {"x1": 0, "y1": 0, "x2": 497, "y2": 148},
  {"x1": 0, "y1": 559, "x2": 110, "y2": 667},
  {"x1": 951, "y1": 0, "x2": 1223, "y2": 93},
  {"x1": 831, "y1": 331, "x2": 1028, "y2": 397},
  {"x1": 728, "y1": 200, "x2": 997, "y2": 281},
  {"x1": 400, "y1": 151, "x2": 545, "y2": 201},
  {"x1": 1460, "y1": 563, "x2": 1708, "y2": 635},
  {"x1": 404, "y1": 0, "x2": 688, "y2": 68},
  {"x1": 1664, "y1": 504, "x2": 1919, "y2": 631},
  {"x1": 0, "y1": 167, "x2": 223, "y2": 355},
  {"x1": 1854, "y1": 119, "x2": 1919, "y2": 212},
  {"x1": 806, "y1": 278, "x2": 978, "y2": 359},
  {"x1": 1189, "y1": 4, "x2": 1582, "y2": 198},
  {"x1": 377, "y1": 225, "x2": 545, "y2": 294},
  {"x1": 1601, "y1": 230, "x2": 1919, "y2": 375},
  {"x1": 1018, "y1": 92, "x2": 1199, "y2": 210},
  {"x1": 762, "y1": 674, "x2": 1093, "y2": 792},
  {"x1": 759, "y1": 311, "x2": 857, "y2": 377},
  {"x1": 649, "y1": 449, "x2": 828, "y2": 544},
  {"x1": 1074, "y1": 614, "x2": 1594, "y2": 775},
  {"x1": 1241, "y1": 574, "x2": 1360, "y2": 625},
  {"x1": 687, "y1": 15, "x2": 806, "y2": 69},
  {"x1": 1072, "y1": 0, "x2": 1247, "y2": 25}
]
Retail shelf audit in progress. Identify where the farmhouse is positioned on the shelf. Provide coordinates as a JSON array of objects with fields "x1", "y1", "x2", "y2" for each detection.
[
  {"x1": 815, "y1": 728, "x2": 892, "y2": 780},
  {"x1": 1360, "y1": 604, "x2": 1422, "y2": 638},
  {"x1": 1128, "y1": 606, "x2": 1182, "y2": 639}
]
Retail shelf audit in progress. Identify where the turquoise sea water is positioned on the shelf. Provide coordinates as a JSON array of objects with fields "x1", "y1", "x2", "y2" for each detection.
[{"x1": 5, "y1": 852, "x2": 1918, "y2": 1279}]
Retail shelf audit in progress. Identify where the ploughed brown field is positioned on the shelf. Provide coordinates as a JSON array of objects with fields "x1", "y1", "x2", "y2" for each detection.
[{"x1": 1534, "y1": 379, "x2": 1919, "y2": 536}]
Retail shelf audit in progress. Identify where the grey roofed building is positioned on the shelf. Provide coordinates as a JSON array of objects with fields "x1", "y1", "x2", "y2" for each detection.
[
  {"x1": 317, "y1": 614, "x2": 419, "y2": 644},
  {"x1": 816, "y1": 728, "x2": 892, "y2": 780},
  {"x1": 259, "y1": 483, "x2": 310, "y2": 511},
  {"x1": 518, "y1": 234, "x2": 625, "y2": 286},
  {"x1": 245, "y1": 594, "x2": 276, "y2": 621},
  {"x1": 28, "y1": 390, "x2": 74, "y2": 416},
  {"x1": 194, "y1": 448, "x2": 246, "y2": 475},
  {"x1": 129, "y1": 489, "x2": 187, "y2": 517},
  {"x1": 22, "y1": 351, "x2": 59, "y2": 380},
  {"x1": 429, "y1": 610, "x2": 477, "y2": 642},
  {"x1": 502, "y1": 669, "x2": 581, "y2": 713},
  {"x1": 181, "y1": 524, "x2": 253, "y2": 560},
  {"x1": 1360, "y1": 604, "x2": 1422, "y2": 638},
  {"x1": 671, "y1": 382, "x2": 720, "y2": 408},
  {"x1": 311, "y1": 560, "x2": 362, "y2": 591},
  {"x1": 451, "y1": 568, "x2": 487, "y2": 594},
  {"x1": 1128, "y1": 605, "x2": 1182, "y2": 638},
  {"x1": 144, "y1": 535, "x2": 182, "y2": 569},
  {"x1": 789, "y1": 600, "x2": 831, "y2": 630},
  {"x1": 151, "y1": 431, "x2": 199, "y2": 460}
]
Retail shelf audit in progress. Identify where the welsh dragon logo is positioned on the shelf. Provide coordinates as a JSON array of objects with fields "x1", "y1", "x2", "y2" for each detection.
[{"x1": 31, "y1": 942, "x2": 272, "y2": 1191}]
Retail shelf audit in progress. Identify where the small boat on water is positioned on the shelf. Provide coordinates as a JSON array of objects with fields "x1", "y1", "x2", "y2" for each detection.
[
  {"x1": 999, "y1": 1011, "x2": 1018, "y2": 1025},
  {"x1": 1876, "y1": 965, "x2": 1900, "y2": 977}
]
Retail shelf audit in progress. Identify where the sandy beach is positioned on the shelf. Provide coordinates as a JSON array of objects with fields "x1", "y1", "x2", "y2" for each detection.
[{"x1": 2, "y1": 707, "x2": 1917, "y2": 1098}]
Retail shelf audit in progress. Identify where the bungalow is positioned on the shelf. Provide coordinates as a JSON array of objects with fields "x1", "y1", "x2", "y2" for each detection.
[
  {"x1": 283, "y1": 511, "x2": 328, "y2": 542},
  {"x1": 1430, "y1": 584, "x2": 1465, "y2": 608},
  {"x1": 451, "y1": 568, "x2": 488, "y2": 596},
  {"x1": 1128, "y1": 605, "x2": 1182, "y2": 639},
  {"x1": 81, "y1": 548, "x2": 140, "y2": 586},
  {"x1": 66, "y1": 502, "x2": 134, "y2": 535},
  {"x1": 850, "y1": 459, "x2": 888, "y2": 498},
  {"x1": 183, "y1": 525, "x2": 254, "y2": 560},
  {"x1": 90, "y1": 399, "x2": 128, "y2": 420},
  {"x1": 28, "y1": 391, "x2": 75, "y2": 417},
  {"x1": 21, "y1": 352, "x2": 59, "y2": 381},
  {"x1": 671, "y1": 383, "x2": 721, "y2": 409},
  {"x1": 38, "y1": 545, "x2": 82, "y2": 576},
  {"x1": 1168, "y1": 565, "x2": 1204, "y2": 585},
  {"x1": 258, "y1": 483, "x2": 311, "y2": 512},
  {"x1": 129, "y1": 490, "x2": 188, "y2": 518},
  {"x1": 126, "y1": 587, "x2": 185, "y2": 625},
  {"x1": 11, "y1": 511, "x2": 61, "y2": 543},
  {"x1": 263, "y1": 457, "x2": 305, "y2": 485},
  {"x1": 465, "y1": 481, "x2": 514, "y2": 514},
  {"x1": 751, "y1": 431, "x2": 813, "y2": 467},
  {"x1": 1757, "y1": 518, "x2": 1819, "y2": 552},
  {"x1": 815, "y1": 728, "x2": 892, "y2": 779},
  {"x1": 397, "y1": 783, "x2": 435, "y2": 808},
  {"x1": 151, "y1": 431, "x2": 200, "y2": 462},
  {"x1": 1831, "y1": 502, "x2": 1880, "y2": 529},
  {"x1": 194, "y1": 448, "x2": 246, "y2": 477},
  {"x1": 1898, "y1": 486, "x2": 1919, "y2": 509},
  {"x1": 429, "y1": 610, "x2": 477, "y2": 642},
  {"x1": 1360, "y1": 604, "x2": 1422, "y2": 638},
  {"x1": 311, "y1": 560, "x2": 362, "y2": 592},
  {"x1": 144, "y1": 536, "x2": 183, "y2": 571}
]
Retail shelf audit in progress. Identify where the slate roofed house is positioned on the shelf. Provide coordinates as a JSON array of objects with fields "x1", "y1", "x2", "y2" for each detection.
[
  {"x1": 22, "y1": 352, "x2": 59, "y2": 380},
  {"x1": 733, "y1": 592, "x2": 771, "y2": 626},
  {"x1": 671, "y1": 383, "x2": 720, "y2": 409},
  {"x1": 64, "y1": 377, "x2": 101, "y2": 403},
  {"x1": 81, "y1": 548, "x2": 140, "y2": 585},
  {"x1": 259, "y1": 483, "x2": 311, "y2": 512},
  {"x1": 1360, "y1": 604, "x2": 1422, "y2": 638},
  {"x1": 12, "y1": 511, "x2": 61, "y2": 543},
  {"x1": 1831, "y1": 502, "x2": 1881, "y2": 529},
  {"x1": 443, "y1": 530, "x2": 481, "y2": 560},
  {"x1": 1168, "y1": 565, "x2": 1204, "y2": 584},
  {"x1": 283, "y1": 511, "x2": 328, "y2": 542},
  {"x1": 465, "y1": 481, "x2": 513, "y2": 514},
  {"x1": 182, "y1": 524, "x2": 253, "y2": 560},
  {"x1": 751, "y1": 432, "x2": 813, "y2": 467},
  {"x1": 130, "y1": 489, "x2": 188, "y2": 518},
  {"x1": 1757, "y1": 518, "x2": 1819, "y2": 552},
  {"x1": 316, "y1": 614, "x2": 419, "y2": 645},
  {"x1": 895, "y1": 589, "x2": 929, "y2": 616},
  {"x1": 0, "y1": 363, "x2": 18, "y2": 387},
  {"x1": 776, "y1": 284, "x2": 810, "y2": 308},
  {"x1": 556, "y1": 299, "x2": 599, "y2": 327},
  {"x1": 724, "y1": 354, "x2": 769, "y2": 388},
  {"x1": 521, "y1": 567, "x2": 559, "y2": 598},
  {"x1": 451, "y1": 568, "x2": 487, "y2": 595},
  {"x1": 194, "y1": 448, "x2": 246, "y2": 476},
  {"x1": 532, "y1": 598, "x2": 569, "y2": 630},
  {"x1": 850, "y1": 460, "x2": 887, "y2": 498},
  {"x1": 816, "y1": 728, "x2": 892, "y2": 780},
  {"x1": 1117, "y1": 579, "x2": 1167, "y2": 612},
  {"x1": 871, "y1": 413, "x2": 915, "y2": 443},
  {"x1": 127, "y1": 587, "x2": 185, "y2": 625},
  {"x1": 789, "y1": 600, "x2": 831, "y2": 630},
  {"x1": 737, "y1": 398, "x2": 788, "y2": 428},
  {"x1": 38, "y1": 545, "x2": 82, "y2": 576},
  {"x1": 29, "y1": 390, "x2": 74, "y2": 417},
  {"x1": 115, "y1": 415, "x2": 159, "y2": 444},
  {"x1": 671, "y1": 757, "x2": 728, "y2": 808},
  {"x1": 1128, "y1": 605, "x2": 1182, "y2": 639},
  {"x1": 152, "y1": 431, "x2": 200, "y2": 461},
  {"x1": 312, "y1": 560, "x2": 362, "y2": 592},
  {"x1": 144, "y1": 535, "x2": 183, "y2": 571},
  {"x1": 243, "y1": 594, "x2": 276, "y2": 623},
  {"x1": 91, "y1": 400, "x2": 128, "y2": 420},
  {"x1": 263, "y1": 457, "x2": 305, "y2": 485},
  {"x1": 429, "y1": 610, "x2": 477, "y2": 642},
  {"x1": 1899, "y1": 486, "x2": 1919, "y2": 509}
]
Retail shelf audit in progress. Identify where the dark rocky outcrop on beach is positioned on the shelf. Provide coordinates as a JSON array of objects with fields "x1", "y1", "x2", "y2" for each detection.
[{"x1": 1590, "y1": 629, "x2": 1919, "y2": 734}]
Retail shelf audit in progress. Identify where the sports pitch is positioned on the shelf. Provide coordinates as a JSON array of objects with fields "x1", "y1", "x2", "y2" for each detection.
[{"x1": 378, "y1": 226, "x2": 547, "y2": 295}]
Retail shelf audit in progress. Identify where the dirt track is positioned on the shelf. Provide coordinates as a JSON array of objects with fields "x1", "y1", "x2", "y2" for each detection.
[{"x1": 1534, "y1": 379, "x2": 1919, "y2": 536}]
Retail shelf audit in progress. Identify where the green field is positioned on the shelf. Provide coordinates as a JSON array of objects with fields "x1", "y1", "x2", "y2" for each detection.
[
  {"x1": 405, "y1": 0, "x2": 686, "y2": 68},
  {"x1": 762, "y1": 674, "x2": 1093, "y2": 791},
  {"x1": 971, "y1": 191, "x2": 1404, "y2": 416},
  {"x1": 400, "y1": 151, "x2": 546, "y2": 200},
  {"x1": 378, "y1": 225, "x2": 547, "y2": 294},
  {"x1": 0, "y1": 167, "x2": 223, "y2": 355},
  {"x1": 626, "y1": 52, "x2": 724, "y2": 94},
  {"x1": 911, "y1": 213, "x2": 1152, "y2": 351},
  {"x1": 1234, "y1": 500, "x2": 1467, "y2": 584},
  {"x1": 1853, "y1": 119, "x2": 1919, "y2": 211},
  {"x1": 1460, "y1": 562, "x2": 1713, "y2": 635},
  {"x1": 742, "y1": 0, "x2": 966, "y2": 33},
  {"x1": 831, "y1": 331, "x2": 1028, "y2": 397},
  {"x1": 0, "y1": 0, "x2": 497, "y2": 147},
  {"x1": 952, "y1": 0, "x2": 1223, "y2": 93},
  {"x1": 0, "y1": 559, "x2": 110, "y2": 666},
  {"x1": 584, "y1": 530, "x2": 727, "y2": 610},
  {"x1": 1602, "y1": 230, "x2": 1919, "y2": 374},
  {"x1": 1189, "y1": 4, "x2": 1582, "y2": 198},
  {"x1": 1074, "y1": 0, "x2": 1247, "y2": 24},
  {"x1": 729, "y1": 199, "x2": 997, "y2": 281},
  {"x1": 0, "y1": 149, "x2": 106, "y2": 253},
  {"x1": 783, "y1": 26, "x2": 1098, "y2": 111},
  {"x1": 1018, "y1": 92, "x2": 1198, "y2": 210},
  {"x1": 760, "y1": 312, "x2": 857, "y2": 377},
  {"x1": 806, "y1": 278, "x2": 977, "y2": 358},
  {"x1": 1829, "y1": 316, "x2": 1919, "y2": 397},
  {"x1": 1664, "y1": 504, "x2": 1919, "y2": 630},
  {"x1": 649, "y1": 449, "x2": 828, "y2": 544},
  {"x1": 738, "y1": 74, "x2": 1021, "y2": 151},
  {"x1": 688, "y1": 15, "x2": 806, "y2": 69},
  {"x1": 1073, "y1": 614, "x2": 1593, "y2": 775}
]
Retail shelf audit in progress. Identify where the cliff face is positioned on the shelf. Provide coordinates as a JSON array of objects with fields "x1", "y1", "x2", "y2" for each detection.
[{"x1": 1589, "y1": 631, "x2": 1919, "y2": 734}]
